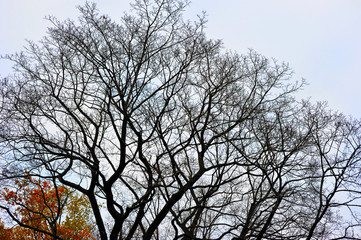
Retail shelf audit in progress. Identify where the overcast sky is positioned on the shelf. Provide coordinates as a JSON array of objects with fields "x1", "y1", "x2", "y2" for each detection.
[{"x1": 1, "y1": 0, "x2": 360, "y2": 118}]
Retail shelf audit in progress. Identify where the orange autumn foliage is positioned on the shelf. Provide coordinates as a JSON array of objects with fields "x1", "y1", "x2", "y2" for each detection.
[{"x1": 0, "y1": 177, "x2": 96, "y2": 240}]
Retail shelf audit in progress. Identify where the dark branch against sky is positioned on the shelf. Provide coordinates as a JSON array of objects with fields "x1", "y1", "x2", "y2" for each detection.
[{"x1": 1, "y1": 0, "x2": 360, "y2": 118}]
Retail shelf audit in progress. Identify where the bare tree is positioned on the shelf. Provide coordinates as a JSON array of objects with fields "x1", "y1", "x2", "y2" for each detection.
[{"x1": 1, "y1": 1, "x2": 360, "y2": 239}]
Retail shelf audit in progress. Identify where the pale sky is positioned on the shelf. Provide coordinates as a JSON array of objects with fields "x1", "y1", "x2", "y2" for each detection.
[{"x1": 1, "y1": 0, "x2": 360, "y2": 118}]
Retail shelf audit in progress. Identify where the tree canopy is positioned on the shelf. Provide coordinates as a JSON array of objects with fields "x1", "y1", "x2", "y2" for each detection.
[{"x1": 0, "y1": 0, "x2": 361, "y2": 239}]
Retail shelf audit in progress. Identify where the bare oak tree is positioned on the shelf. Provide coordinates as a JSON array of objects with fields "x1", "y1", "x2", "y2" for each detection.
[{"x1": 1, "y1": 1, "x2": 361, "y2": 239}]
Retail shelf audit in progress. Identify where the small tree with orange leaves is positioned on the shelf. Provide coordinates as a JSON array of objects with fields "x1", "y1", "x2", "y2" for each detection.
[{"x1": 0, "y1": 176, "x2": 96, "y2": 240}]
